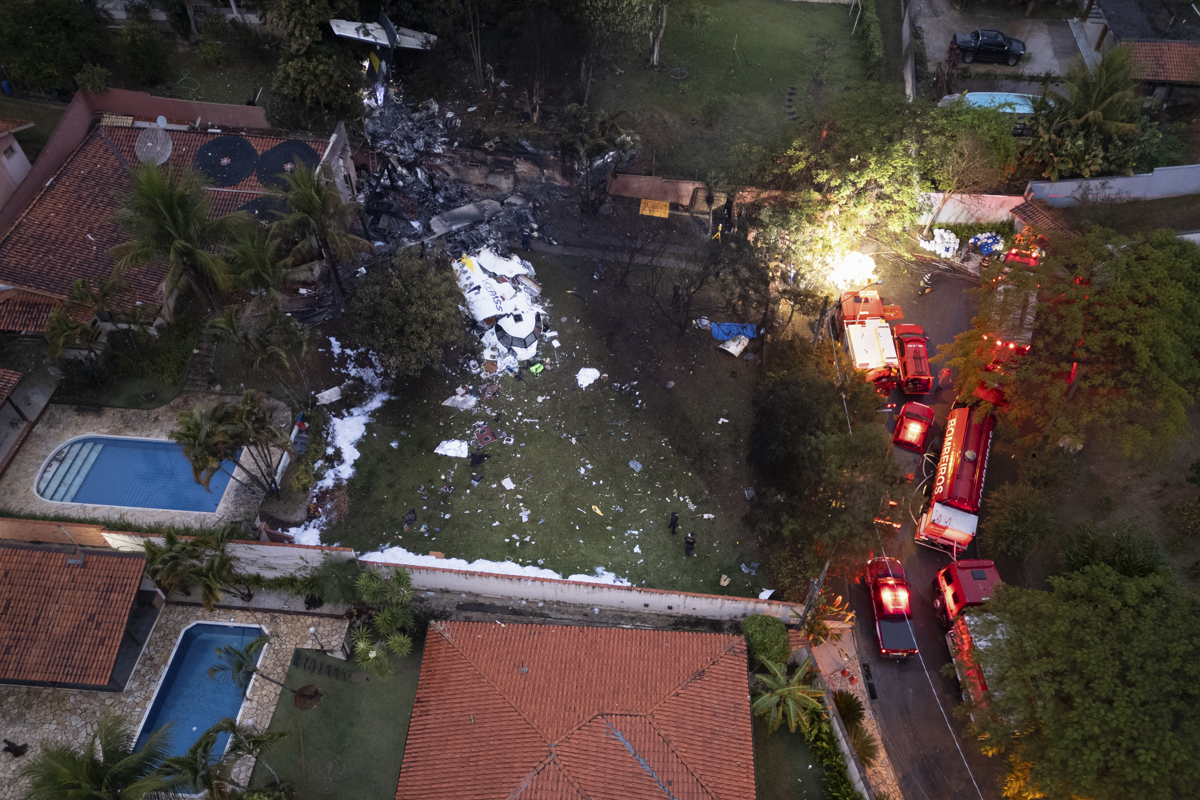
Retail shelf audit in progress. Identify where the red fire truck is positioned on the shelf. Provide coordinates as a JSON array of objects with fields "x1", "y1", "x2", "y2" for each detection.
[
  {"x1": 915, "y1": 407, "x2": 995, "y2": 554},
  {"x1": 973, "y1": 250, "x2": 1039, "y2": 406},
  {"x1": 934, "y1": 560, "x2": 1006, "y2": 726}
]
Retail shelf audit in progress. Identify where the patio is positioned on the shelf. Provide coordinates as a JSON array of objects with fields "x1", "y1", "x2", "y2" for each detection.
[
  {"x1": 0, "y1": 602, "x2": 347, "y2": 800},
  {"x1": 0, "y1": 393, "x2": 287, "y2": 530}
]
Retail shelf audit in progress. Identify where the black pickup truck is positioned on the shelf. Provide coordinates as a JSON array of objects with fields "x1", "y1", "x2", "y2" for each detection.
[{"x1": 952, "y1": 30, "x2": 1026, "y2": 66}]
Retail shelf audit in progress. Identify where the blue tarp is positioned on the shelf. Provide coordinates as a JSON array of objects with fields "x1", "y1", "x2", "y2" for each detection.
[{"x1": 710, "y1": 322, "x2": 757, "y2": 341}]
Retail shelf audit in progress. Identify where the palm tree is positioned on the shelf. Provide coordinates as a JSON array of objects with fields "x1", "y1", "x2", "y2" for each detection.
[
  {"x1": 143, "y1": 530, "x2": 203, "y2": 597},
  {"x1": 228, "y1": 226, "x2": 306, "y2": 309},
  {"x1": 161, "y1": 718, "x2": 286, "y2": 800},
  {"x1": 269, "y1": 163, "x2": 364, "y2": 296},
  {"x1": 21, "y1": 713, "x2": 181, "y2": 800},
  {"x1": 208, "y1": 634, "x2": 295, "y2": 696},
  {"x1": 44, "y1": 307, "x2": 102, "y2": 362},
  {"x1": 111, "y1": 163, "x2": 249, "y2": 316},
  {"x1": 1054, "y1": 47, "x2": 1141, "y2": 138},
  {"x1": 69, "y1": 275, "x2": 128, "y2": 324},
  {"x1": 170, "y1": 392, "x2": 292, "y2": 498},
  {"x1": 751, "y1": 657, "x2": 827, "y2": 735},
  {"x1": 347, "y1": 567, "x2": 416, "y2": 679}
]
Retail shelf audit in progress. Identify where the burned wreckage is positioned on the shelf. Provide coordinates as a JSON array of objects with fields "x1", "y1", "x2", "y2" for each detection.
[{"x1": 356, "y1": 98, "x2": 570, "y2": 370}]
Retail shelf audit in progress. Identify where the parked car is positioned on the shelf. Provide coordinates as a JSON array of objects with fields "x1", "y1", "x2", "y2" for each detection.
[
  {"x1": 892, "y1": 401, "x2": 936, "y2": 453},
  {"x1": 866, "y1": 557, "x2": 918, "y2": 658},
  {"x1": 952, "y1": 30, "x2": 1026, "y2": 66}
]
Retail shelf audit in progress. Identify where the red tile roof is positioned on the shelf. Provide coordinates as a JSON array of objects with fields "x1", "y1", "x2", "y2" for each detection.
[
  {"x1": 0, "y1": 291, "x2": 90, "y2": 333},
  {"x1": 0, "y1": 122, "x2": 326, "y2": 311},
  {"x1": 396, "y1": 622, "x2": 756, "y2": 800},
  {"x1": 1013, "y1": 198, "x2": 1078, "y2": 236},
  {"x1": 1127, "y1": 40, "x2": 1200, "y2": 84},
  {"x1": 0, "y1": 369, "x2": 19, "y2": 404},
  {"x1": 0, "y1": 119, "x2": 35, "y2": 135},
  {"x1": 0, "y1": 544, "x2": 144, "y2": 687}
]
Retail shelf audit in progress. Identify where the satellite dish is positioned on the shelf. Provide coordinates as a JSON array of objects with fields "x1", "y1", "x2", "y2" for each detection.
[
  {"x1": 156, "y1": 115, "x2": 168, "y2": 129},
  {"x1": 134, "y1": 127, "x2": 173, "y2": 166},
  {"x1": 194, "y1": 136, "x2": 259, "y2": 187}
]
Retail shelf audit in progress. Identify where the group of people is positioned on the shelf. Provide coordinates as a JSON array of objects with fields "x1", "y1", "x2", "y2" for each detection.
[{"x1": 668, "y1": 511, "x2": 696, "y2": 557}]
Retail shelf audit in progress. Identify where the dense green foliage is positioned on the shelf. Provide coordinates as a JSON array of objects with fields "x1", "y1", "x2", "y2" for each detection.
[
  {"x1": 979, "y1": 481, "x2": 1053, "y2": 557},
  {"x1": 801, "y1": 713, "x2": 866, "y2": 800},
  {"x1": 74, "y1": 64, "x2": 112, "y2": 95},
  {"x1": 941, "y1": 228, "x2": 1200, "y2": 455},
  {"x1": 750, "y1": 339, "x2": 901, "y2": 576},
  {"x1": 741, "y1": 614, "x2": 792, "y2": 665},
  {"x1": 347, "y1": 249, "x2": 467, "y2": 378},
  {"x1": 119, "y1": 22, "x2": 171, "y2": 86},
  {"x1": 750, "y1": 657, "x2": 826, "y2": 735},
  {"x1": 1060, "y1": 523, "x2": 1167, "y2": 578},
  {"x1": 970, "y1": 566, "x2": 1200, "y2": 799},
  {"x1": 857, "y1": 0, "x2": 884, "y2": 80},
  {"x1": 260, "y1": 0, "x2": 362, "y2": 129},
  {"x1": 171, "y1": 390, "x2": 294, "y2": 497},
  {"x1": 0, "y1": 0, "x2": 108, "y2": 92},
  {"x1": 109, "y1": 315, "x2": 205, "y2": 385}
]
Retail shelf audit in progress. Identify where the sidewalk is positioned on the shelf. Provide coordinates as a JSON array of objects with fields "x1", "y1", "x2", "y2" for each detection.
[{"x1": 813, "y1": 632, "x2": 904, "y2": 800}]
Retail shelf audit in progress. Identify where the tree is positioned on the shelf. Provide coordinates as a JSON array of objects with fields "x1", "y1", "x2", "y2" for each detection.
[
  {"x1": 0, "y1": 0, "x2": 108, "y2": 93},
  {"x1": 921, "y1": 102, "x2": 1017, "y2": 235},
  {"x1": 346, "y1": 249, "x2": 467, "y2": 378},
  {"x1": 229, "y1": 226, "x2": 305, "y2": 309},
  {"x1": 645, "y1": 0, "x2": 707, "y2": 67},
  {"x1": 741, "y1": 614, "x2": 792, "y2": 666},
  {"x1": 119, "y1": 22, "x2": 170, "y2": 86},
  {"x1": 208, "y1": 634, "x2": 296, "y2": 695},
  {"x1": 1059, "y1": 522, "x2": 1167, "y2": 579},
  {"x1": 20, "y1": 713, "x2": 180, "y2": 800},
  {"x1": 270, "y1": 163, "x2": 365, "y2": 296},
  {"x1": 939, "y1": 229, "x2": 1200, "y2": 455},
  {"x1": 346, "y1": 567, "x2": 416, "y2": 679},
  {"x1": 112, "y1": 164, "x2": 248, "y2": 316},
  {"x1": 261, "y1": 0, "x2": 361, "y2": 128},
  {"x1": 751, "y1": 657, "x2": 826, "y2": 735},
  {"x1": 560, "y1": 104, "x2": 637, "y2": 213},
  {"x1": 162, "y1": 718, "x2": 286, "y2": 800},
  {"x1": 967, "y1": 565, "x2": 1200, "y2": 799},
  {"x1": 143, "y1": 530, "x2": 203, "y2": 597},
  {"x1": 170, "y1": 391, "x2": 293, "y2": 498},
  {"x1": 1055, "y1": 46, "x2": 1140, "y2": 138},
  {"x1": 979, "y1": 482, "x2": 1053, "y2": 557},
  {"x1": 44, "y1": 307, "x2": 101, "y2": 362},
  {"x1": 567, "y1": 0, "x2": 650, "y2": 101},
  {"x1": 74, "y1": 64, "x2": 112, "y2": 95},
  {"x1": 639, "y1": 241, "x2": 728, "y2": 333},
  {"x1": 210, "y1": 305, "x2": 313, "y2": 407}
]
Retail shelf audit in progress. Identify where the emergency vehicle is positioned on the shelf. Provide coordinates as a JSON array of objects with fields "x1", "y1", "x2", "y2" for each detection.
[
  {"x1": 915, "y1": 407, "x2": 995, "y2": 554},
  {"x1": 934, "y1": 560, "x2": 1006, "y2": 727},
  {"x1": 893, "y1": 324, "x2": 933, "y2": 394},
  {"x1": 973, "y1": 249, "x2": 1038, "y2": 406},
  {"x1": 839, "y1": 290, "x2": 898, "y2": 372}
]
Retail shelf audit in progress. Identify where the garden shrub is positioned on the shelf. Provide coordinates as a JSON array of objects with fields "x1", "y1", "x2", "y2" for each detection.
[
  {"x1": 107, "y1": 314, "x2": 202, "y2": 385},
  {"x1": 741, "y1": 614, "x2": 791, "y2": 666},
  {"x1": 74, "y1": 63, "x2": 112, "y2": 94},
  {"x1": 858, "y1": 0, "x2": 884, "y2": 81},
  {"x1": 1061, "y1": 523, "x2": 1166, "y2": 579},
  {"x1": 802, "y1": 715, "x2": 866, "y2": 800}
]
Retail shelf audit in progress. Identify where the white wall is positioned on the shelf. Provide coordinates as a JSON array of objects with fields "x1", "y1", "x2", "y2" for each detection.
[
  {"x1": 919, "y1": 192, "x2": 1024, "y2": 225},
  {"x1": 102, "y1": 533, "x2": 355, "y2": 578},
  {"x1": 380, "y1": 561, "x2": 801, "y2": 623}
]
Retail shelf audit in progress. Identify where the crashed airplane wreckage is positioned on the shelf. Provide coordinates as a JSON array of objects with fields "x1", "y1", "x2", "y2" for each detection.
[{"x1": 453, "y1": 248, "x2": 545, "y2": 373}]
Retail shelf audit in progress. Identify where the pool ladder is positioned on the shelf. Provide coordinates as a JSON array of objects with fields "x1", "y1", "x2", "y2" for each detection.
[{"x1": 39, "y1": 441, "x2": 104, "y2": 503}]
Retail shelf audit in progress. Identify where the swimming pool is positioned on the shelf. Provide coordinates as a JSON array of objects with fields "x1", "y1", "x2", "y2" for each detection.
[
  {"x1": 136, "y1": 623, "x2": 266, "y2": 758},
  {"x1": 36, "y1": 435, "x2": 234, "y2": 512}
]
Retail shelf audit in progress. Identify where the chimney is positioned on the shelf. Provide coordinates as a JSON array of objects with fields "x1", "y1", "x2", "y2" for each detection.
[{"x1": 64, "y1": 546, "x2": 86, "y2": 567}]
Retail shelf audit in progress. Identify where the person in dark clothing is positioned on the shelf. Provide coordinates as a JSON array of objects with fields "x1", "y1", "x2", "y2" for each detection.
[
  {"x1": 668, "y1": 511, "x2": 680, "y2": 534},
  {"x1": 684, "y1": 532, "x2": 696, "y2": 557}
]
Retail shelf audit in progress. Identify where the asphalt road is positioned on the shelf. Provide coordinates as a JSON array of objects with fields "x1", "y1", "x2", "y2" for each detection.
[{"x1": 842, "y1": 262, "x2": 1008, "y2": 799}]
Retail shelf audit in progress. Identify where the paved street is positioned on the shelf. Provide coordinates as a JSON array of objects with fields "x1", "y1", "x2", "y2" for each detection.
[{"x1": 839, "y1": 260, "x2": 1008, "y2": 799}]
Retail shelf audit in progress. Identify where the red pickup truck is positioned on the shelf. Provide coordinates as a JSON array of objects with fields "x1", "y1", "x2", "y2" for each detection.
[
  {"x1": 893, "y1": 324, "x2": 933, "y2": 395},
  {"x1": 866, "y1": 556, "x2": 918, "y2": 658},
  {"x1": 934, "y1": 560, "x2": 1005, "y2": 722}
]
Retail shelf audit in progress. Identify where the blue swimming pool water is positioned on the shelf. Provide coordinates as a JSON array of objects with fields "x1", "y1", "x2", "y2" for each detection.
[
  {"x1": 36, "y1": 436, "x2": 234, "y2": 512},
  {"x1": 136, "y1": 624, "x2": 265, "y2": 758}
]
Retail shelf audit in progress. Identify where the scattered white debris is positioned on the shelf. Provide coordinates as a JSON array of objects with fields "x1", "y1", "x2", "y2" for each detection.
[
  {"x1": 390, "y1": 441, "x2": 399, "y2": 449},
  {"x1": 434, "y1": 440, "x2": 471, "y2": 458},
  {"x1": 717, "y1": 418, "x2": 729, "y2": 425},
  {"x1": 315, "y1": 386, "x2": 342, "y2": 405},
  {"x1": 759, "y1": 589, "x2": 775, "y2": 600},
  {"x1": 576, "y1": 368, "x2": 601, "y2": 388},
  {"x1": 441, "y1": 394, "x2": 478, "y2": 410},
  {"x1": 328, "y1": 337, "x2": 342, "y2": 356},
  {"x1": 501, "y1": 477, "x2": 515, "y2": 490},
  {"x1": 633, "y1": 545, "x2": 641, "y2": 554}
]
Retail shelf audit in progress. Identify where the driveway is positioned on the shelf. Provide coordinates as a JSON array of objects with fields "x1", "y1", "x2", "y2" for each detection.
[{"x1": 914, "y1": 0, "x2": 1084, "y2": 78}]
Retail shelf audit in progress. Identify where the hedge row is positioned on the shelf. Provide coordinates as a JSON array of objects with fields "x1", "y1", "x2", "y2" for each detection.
[
  {"x1": 859, "y1": 0, "x2": 885, "y2": 81},
  {"x1": 803, "y1": 716, "x2": 866, "y2": 800}
]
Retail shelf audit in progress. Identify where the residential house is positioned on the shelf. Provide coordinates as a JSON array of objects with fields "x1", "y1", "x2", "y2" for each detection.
[
  {"x1": 395, "y1": 620, "x2": 757, "y2": 800},
  {"x1": 0, "y1": 120, "x2": 34, "y2": 210}
]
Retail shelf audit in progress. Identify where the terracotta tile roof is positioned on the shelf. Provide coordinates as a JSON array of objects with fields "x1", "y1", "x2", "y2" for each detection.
[
  {"x1": 0, "y1": 291, "x2": 90, "y2": 333},
  {"x1": 1013, "y1": 198, "x2": 1078, "y2": 235},
  {"x1": 0, "y1": 369, "x2": 19, "y2": 404},
  {"x1": 0, "y1": 119, "x2": 35, "y2": 135},
  {"x1": 0, "y1": 123, "x2": 325, "y2": 308},
  {"x1": 0, "y1": 544, "x2": 144, "y2": 687},
  {"x1": 396, "y1": 622, "x2": 755, "y2": 800},
  {"x1": 1127, "y1": 40, "x2": 1200, "y2": 84},
  {"x1": 0, "y1": 519, "x2": 111, "y2": 548}
]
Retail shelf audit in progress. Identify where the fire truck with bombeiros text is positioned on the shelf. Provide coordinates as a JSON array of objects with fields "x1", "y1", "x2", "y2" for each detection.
[{"x1": 915, "y1": 406, "x2": 995, "y2": 555}]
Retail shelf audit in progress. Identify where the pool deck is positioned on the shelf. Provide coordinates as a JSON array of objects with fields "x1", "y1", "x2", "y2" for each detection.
[
  {"x1": 0, "y1": 393, "x2": 289, "y2": 529},
  {"x1": 0, "y1": 601, "x2": 348, "y2": 800}
]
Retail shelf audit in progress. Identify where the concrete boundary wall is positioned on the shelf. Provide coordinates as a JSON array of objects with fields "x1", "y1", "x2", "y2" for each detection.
[
  {"x1": 919, "y1": 192, "x2": 1025, "y2": 225},
  {"x1": 370, "y1": 560, "x2": 800, "y2": 623},
  {"x1": 1028, "y1": 163, "x2": 1200, "y2": 206},
  {"x1": 100, "y1": 533, "x2": 798, "y2": 622}
]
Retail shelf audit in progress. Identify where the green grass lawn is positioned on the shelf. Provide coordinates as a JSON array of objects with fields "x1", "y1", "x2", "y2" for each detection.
[
  {"x1": 753, "y1": 718, "x2": 825, "y2": 800},
  {"x1": 250, "y1": 648, "x2": 422, "y2": 800},
  {"x1": 319, "y1": 251, "x2": 766, "y2": 597},
  {"x1": 53, "y1": 376, "x2": 185, "y2": 410},
  {"x1": 0, "y1": 95, "x2": 68, "y2": 162},
  {"x1": 596, "y1": 0, "x2": 866, "y2": 180},
  {"x1": 150, "y1": 47, "x2": 276, "y2": 107}
]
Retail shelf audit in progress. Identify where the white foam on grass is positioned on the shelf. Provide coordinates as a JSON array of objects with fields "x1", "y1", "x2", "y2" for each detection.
[
  {"x1": 359, "y1": 545, "x2": 632, "y2": 586},
  {"x1": 576, "y1": 368, "x2": 601, "y2": 388},
  {"x1": 287, "y1": 349, "x2": 391, "y2": 546}
]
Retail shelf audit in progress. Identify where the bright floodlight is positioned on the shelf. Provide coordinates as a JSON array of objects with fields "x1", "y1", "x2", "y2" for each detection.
[{"x1": 827, "y1": 252, "x2": 878, "y2": 290}]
